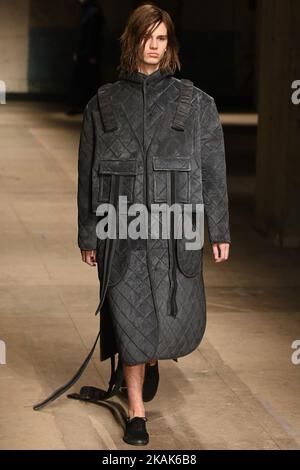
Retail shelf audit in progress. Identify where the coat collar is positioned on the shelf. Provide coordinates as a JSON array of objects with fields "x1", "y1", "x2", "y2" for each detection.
[{"x1": 118, "y1": 68, "x2": 173, "y2": 85}]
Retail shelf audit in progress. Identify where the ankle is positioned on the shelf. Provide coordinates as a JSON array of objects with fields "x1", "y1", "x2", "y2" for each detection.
[
  {"x1": 147, "y1": 360, "x2": 158, "y2": 366},
  {"x1": 128, "y1": 407, "x2": 146, "y2": 419}
]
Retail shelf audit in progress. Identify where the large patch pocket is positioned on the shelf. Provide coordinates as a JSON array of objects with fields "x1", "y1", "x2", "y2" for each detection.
[
  {"x1": 97, "y1": 159, "x2": 137, "y2": 204},
  {"x1": 176, "y1": 213, "x2": 203, "y2": 277},
  {"x1": 95, "y1": 159, "x2": 137, "y2": 286},
  {"x1": 152, "y1": 157, "x2": 191, "y2": 203}
]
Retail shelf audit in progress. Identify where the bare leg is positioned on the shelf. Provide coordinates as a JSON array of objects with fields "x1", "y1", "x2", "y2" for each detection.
[{"x1": 122, "y1": 361, "x2": 146, "y2": 419}]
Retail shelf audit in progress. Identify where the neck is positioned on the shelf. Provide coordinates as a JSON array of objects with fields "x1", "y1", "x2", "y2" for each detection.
[{"x1": 137, "y1": 63, "x2": 160, "y2": 75}]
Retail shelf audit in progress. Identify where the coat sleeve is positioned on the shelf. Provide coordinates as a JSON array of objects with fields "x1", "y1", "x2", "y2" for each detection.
[
  {"x1": 77, "y1": 103, "x2": 98, "y2": 250},
  {"x1": 200, "y1": 97, "x2": 231, "y2": 244}
]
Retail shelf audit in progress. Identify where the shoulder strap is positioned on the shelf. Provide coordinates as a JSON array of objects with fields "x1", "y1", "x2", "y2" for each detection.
[
  {"x1": 171, "y1": 79, "x2": 194, "y2": 131},
  {"x1": 97, "y1": 83, "x2": 118, "y2": 132}
]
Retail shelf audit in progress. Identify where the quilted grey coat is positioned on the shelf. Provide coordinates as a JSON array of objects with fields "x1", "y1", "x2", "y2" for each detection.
[{"x1": 77, "y1": 68, "x2": 231, "y2": 366}]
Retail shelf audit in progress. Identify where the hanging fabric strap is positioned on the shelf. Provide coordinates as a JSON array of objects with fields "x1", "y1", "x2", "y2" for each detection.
[
  {"x1": 33, "y1": 174, "x2": 121, "y2": 411},
  {"x1": 97, "y1": 83, "x2": 118, "y2": 132},
  {"x1": 171, "y1": 79, "x2": 194, "y2": 131},
  {"x1": 167, "y1": 79, "x2": 194, "y2": 316},
  {"x1": 168, "y1": 171, "x2": 178, "y2": 317}
]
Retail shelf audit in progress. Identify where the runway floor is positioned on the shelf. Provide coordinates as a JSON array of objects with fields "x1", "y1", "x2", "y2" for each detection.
[{"x1": 0, "y1": 101, "x2": 299, "y2": 450}]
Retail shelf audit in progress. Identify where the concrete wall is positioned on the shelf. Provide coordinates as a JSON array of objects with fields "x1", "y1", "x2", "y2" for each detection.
[
  {"x1": 255, "y1": 0, "x2": 300, "y2": 247},
  {"x1": 0, "y1": 0, "x2": 30, "y2": 92},
  {"x1": 28, "y1": 0, "x2": 79, "y2": 93}
]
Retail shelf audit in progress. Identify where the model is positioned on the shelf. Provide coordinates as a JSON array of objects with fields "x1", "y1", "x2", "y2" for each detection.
[{"x1": 33, "y1": 3, "x2": 231, "y2": 447}]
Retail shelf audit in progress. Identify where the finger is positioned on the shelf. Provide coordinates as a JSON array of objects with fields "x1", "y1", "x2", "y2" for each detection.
[
  {"x1": 217, "y1": 244, "x2": 226, "y2": 262},
  {"x1": 221, "y1": 244, "x2": 229, "y2": 261},
  {"x1": 82, "y1": 251, "x2": 92, "y2": 265},
  {"x1": 220, "y1": 244, "x2": 230, "y2": 261},
  {"x1": 220, "y1": 244, "x2": 226, "y2": 261},
  {"x1": 85, "y1": 256, "x2": 93, "y2": 266},
  {"x1": 87, "y1": 254, "x2": 97, "y2": 267},
  {"x1": 212, "y1": 244, "x2": 220, "y2": 262},
  {"x1": 90, "y1": 250, "x2": 97, "y2": 263}
]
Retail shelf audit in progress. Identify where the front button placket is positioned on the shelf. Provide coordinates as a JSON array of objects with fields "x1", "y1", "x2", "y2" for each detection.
[{"x1": 142, "y1": 79, "x2": 148, "y2": 207}]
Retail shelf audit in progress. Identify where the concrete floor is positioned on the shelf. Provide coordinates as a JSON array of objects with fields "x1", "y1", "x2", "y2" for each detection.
[{"x1": 0, "y1": 102, "x2": 300, "y2": 450}]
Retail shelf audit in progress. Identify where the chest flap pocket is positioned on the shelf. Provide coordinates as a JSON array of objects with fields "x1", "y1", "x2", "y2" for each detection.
[
  {"x1": 95, "y1": 159, "x2": 137, "y2": 207},
  {"x1": 152, "y1": 157, "x2": 191, "y2": 204}
]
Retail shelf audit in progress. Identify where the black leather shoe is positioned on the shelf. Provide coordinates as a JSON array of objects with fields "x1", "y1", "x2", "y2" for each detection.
[
  {"x1": 119, "y1": 361, "x2": 159, "y2": 402},
  {"x1": 123, "y1": 416, "x2": 149, "y2": 446}
]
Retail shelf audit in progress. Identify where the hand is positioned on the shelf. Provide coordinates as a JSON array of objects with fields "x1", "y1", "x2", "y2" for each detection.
[
  {"x1": 81, "y1": 249, "x2": 97, "y2": 266},
  {"x1": 89, "y1": 57, "x2": 97, "y2": 64},
  {"x1": 212, "y1": 243, "x2": 230, "y2": 263}
]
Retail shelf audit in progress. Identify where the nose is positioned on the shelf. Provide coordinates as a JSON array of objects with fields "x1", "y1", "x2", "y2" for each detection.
[{"x1": 149, "y1": 39, "x2": 158, "y2": 49}]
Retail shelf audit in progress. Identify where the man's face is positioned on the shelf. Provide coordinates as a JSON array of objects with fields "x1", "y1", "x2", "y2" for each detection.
[{"x1": 139, "y1": 21, "x2": 168, "y2": 68}]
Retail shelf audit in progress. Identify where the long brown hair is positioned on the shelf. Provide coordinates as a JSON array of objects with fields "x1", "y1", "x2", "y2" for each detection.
[{"x1": 118, "y1": 2, "x2": 181, "y2": 75}]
